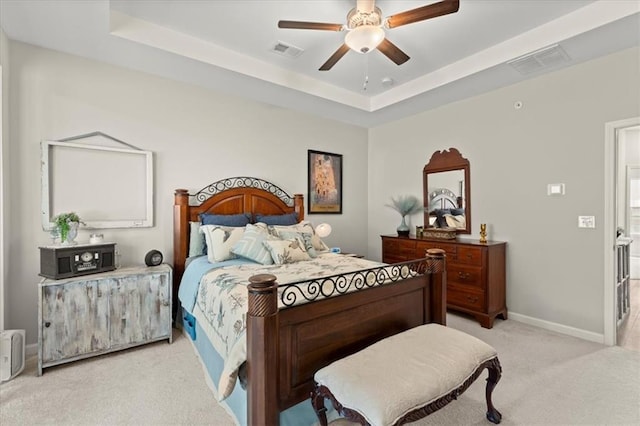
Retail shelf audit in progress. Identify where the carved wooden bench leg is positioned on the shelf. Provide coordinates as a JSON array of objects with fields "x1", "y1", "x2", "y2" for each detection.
[
  {"x1": 311, "y1": 387, "x2": 329, "y2": 426},
  {"x1": 313, "y1": 324, "x2": 501, "y2": 426},
  {"x1": 485, "y1": 357, "x2": 503, "y2": 424}
]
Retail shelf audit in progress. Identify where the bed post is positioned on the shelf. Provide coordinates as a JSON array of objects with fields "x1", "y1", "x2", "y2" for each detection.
[
  {"x1": 173, "y1": 189, "x2": 190, "y2": 320},
  {"x1": 247, "y1": 274, "x2": 280, "y2": 426},
  {"x1": 293, "y1": 193, "x2": 304, "y2": 221},
  {"x1": 426, "y1": 248, "x2": 447, "y2": 326}
]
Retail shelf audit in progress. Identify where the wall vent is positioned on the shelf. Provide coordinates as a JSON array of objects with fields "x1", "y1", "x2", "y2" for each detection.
[
  {"x1": 508, "y1": 44, "x2": 571, "y2": 75},
  {"x1": 270, "y1": 41, "x2": 303, "y2": 58}
]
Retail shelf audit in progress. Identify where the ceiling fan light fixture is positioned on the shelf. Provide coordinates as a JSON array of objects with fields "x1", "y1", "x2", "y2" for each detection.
[{"x1": 345, "y1": 25, "x2": 384, "y2": 53}]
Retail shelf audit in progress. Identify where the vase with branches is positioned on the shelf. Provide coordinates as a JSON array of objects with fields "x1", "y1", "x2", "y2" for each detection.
[
  {"x1": 385, "y1": 195, "x2": 423, "y2": 237},
  {"x1": 52, "y1": 212, "x2": 85, "y2": 245}
]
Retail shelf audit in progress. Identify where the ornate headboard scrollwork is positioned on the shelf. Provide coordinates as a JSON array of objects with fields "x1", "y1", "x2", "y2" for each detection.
[{"x1": 193, "y1": 177, "x2": 295, "y2": 206}]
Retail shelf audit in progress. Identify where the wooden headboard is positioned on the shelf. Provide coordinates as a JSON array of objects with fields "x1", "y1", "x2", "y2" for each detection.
[{"x1": 173, "y1": 177, "x2": 304, "y2": 310}]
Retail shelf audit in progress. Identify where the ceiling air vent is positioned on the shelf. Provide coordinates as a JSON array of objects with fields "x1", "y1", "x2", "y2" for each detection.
[
  {"x1": 508, "y1": 44, "x2": 571, "y2": 75},
  {"x1": 271, "y1": 41, "x2": 303, "y2": 59}
]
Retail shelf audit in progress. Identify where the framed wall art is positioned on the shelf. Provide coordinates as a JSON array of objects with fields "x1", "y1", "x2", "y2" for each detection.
[{"x1": 308, "y1": 150, "x2": 342, "y2": 214}]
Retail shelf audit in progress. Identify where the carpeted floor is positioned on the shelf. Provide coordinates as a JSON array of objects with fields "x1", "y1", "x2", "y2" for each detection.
[{"x1": 1, "y1": 313, "x2": 639, "y2": 425}]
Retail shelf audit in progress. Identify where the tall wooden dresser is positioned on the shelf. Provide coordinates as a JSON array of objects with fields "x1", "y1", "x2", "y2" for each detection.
[{"x1": 381, "y1": 235, "x2": 507, "y2": 328}]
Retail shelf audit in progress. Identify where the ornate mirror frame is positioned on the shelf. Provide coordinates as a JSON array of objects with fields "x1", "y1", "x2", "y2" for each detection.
[{"x1": 423, "y1": 148, "x2": 471, "y2": 234}]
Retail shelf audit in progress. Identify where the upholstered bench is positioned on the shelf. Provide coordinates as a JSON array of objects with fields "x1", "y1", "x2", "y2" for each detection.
[{"x1": 311, "y1": 323, "x2": 502, "y2": 426}]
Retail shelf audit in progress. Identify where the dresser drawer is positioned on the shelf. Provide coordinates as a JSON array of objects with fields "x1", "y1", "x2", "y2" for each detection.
[
  {"x1": 415, "y1": 241, "x2": 457, "y2": 258},
  {"x1": 384, "y1": 238, "x2": 416, "y2": 255},
  {"x1": 448, "y1": 264, "x2": 484, "y2": 288},
  {"x1": 455, "y1": 246, "x2": 483, "y2": 266},
  {"x1": 382, "y1": 237, "x2": 417, "y2": 263},
  {"x1": 448, "y1": 285, "x2": 485, "y2": 311},
  {"x1": 383, "y1": 255, "x2": 409, "y2": 264}
]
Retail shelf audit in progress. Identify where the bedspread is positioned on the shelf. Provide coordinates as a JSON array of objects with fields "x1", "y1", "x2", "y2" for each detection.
[{"x1": 193, "y1": 253, "x2": 389, "y2": 400}]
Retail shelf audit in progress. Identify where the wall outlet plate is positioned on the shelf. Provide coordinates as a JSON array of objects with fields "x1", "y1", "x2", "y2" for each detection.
[{"x1": 578, "y1": 216, "x2": 596, "y2": 228}]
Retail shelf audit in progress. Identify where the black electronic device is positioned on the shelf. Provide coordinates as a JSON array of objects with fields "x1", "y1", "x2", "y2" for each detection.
[
  {"x1": 144, "y1": 249, "x2": 163, "y2": 267},
  {"x1": 39, "y1": 243, "x2": 116, "y2": 280}
]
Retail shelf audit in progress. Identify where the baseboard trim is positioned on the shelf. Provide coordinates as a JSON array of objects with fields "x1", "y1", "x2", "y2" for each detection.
[
  {"x1": 26, "y1": 343, "x2": 38, "y2": 357},
  {"x1": 509, "y1": 312, "x2": 605, "y2": 344}
]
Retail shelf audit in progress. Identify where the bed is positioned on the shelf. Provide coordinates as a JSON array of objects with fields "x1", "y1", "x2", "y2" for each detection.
[{"x1": 173, "y1": 177, "x2": 447, "y2": 425}]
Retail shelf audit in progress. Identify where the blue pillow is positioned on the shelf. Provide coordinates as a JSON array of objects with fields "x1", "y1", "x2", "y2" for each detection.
[
  {"x1": 199, "y1": 213, "x2": 251, "y2": 227},
  {"x1": 451, "y1": 208, "x2": 465, "y2": 216},
  {"x1": 254, "y1": 212, "x2": 298, "y2": 226}
]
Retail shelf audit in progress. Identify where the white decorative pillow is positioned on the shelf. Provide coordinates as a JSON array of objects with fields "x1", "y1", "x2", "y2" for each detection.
[
  {"x1": 271, "y1": 220, "x2": 329, "y2": 252},
  {"x1": 231, "y1": 224, "x2": 275, "y2": 265},
  {"x1": 189, "y1": 221, "x2": 206, "y2": 257},
  {"x1": 200, "y1": 225, "x2": 245, "y2": 263},
  {"x1": 445, "y1": 214, "x2": 466, "y2": 228},
  {"x1": 262, "y1": 238, "x2": 311, "y2": 265},
  {"x1": 273, "y1": 230, "x2": 318, "y2": 258}
]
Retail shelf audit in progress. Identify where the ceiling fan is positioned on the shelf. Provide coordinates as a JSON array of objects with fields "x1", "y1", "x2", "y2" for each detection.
[{"x1": 278, "y1": 0, "x2": 460, "y2": 71}]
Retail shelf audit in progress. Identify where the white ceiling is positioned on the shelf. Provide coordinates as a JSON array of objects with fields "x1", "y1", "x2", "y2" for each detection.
[{"x1": 1, "y1": 0, "x2": 638, "y2": 127}]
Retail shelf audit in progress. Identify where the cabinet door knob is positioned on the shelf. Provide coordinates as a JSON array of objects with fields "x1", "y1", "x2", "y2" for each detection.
[{"x1": 44, "y1": 321, "x2": 51, "y2": 328}]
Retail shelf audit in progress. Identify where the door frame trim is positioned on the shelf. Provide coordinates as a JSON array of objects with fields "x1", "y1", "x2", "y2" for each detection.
[{"x1": 604, "y1": 117, "x2": 639, "y2": 346}]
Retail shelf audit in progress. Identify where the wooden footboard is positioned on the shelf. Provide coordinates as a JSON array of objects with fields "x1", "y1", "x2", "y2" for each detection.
[{"x1": 247, "y1": 250, "x2": 447, "y2": 426}]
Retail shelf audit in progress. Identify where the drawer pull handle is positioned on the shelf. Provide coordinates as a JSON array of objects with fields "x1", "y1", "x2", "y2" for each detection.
[
  {"x1": 45, "y1": 321, "x2": 51, "y2": 328},
  {"x1": 458, "y1": 272, "x2": 471, "y2": 280},
  {"x1": 466, "y1": 296, "x2": 478, "y2": 303}
]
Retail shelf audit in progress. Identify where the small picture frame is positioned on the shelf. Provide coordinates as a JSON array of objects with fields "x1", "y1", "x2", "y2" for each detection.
[{"x1": 308, "y1": 150, "x2": 342, "y2": 214}]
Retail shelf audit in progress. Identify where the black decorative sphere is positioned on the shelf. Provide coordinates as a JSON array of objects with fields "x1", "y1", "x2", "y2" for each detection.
[{"x1": 145, "y1": 249, "x2": 163, "y2": 266}]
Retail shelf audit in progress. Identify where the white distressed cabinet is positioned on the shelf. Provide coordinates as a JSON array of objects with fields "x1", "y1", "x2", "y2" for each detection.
[{"x1": 38, "y1": 264, "x2": 172, "y2": 375}]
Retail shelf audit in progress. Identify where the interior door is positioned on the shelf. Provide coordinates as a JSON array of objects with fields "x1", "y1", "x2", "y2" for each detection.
[{"x1": 627, "y1": 166, "x2": 640, "y2": 279}]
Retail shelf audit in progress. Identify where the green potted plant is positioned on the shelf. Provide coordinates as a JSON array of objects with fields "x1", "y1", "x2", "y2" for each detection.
[
  {"x1": 385, "y1": 195, "x2": 423, "y2": 237},
  {"x1": 52, "y1": 212, "x2": 85, "y2": 245}
]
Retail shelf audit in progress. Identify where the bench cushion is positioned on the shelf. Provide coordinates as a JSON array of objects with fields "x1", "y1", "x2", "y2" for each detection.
[{"x1": 314, "y1": 323, "x2": 497, "y2": 426}]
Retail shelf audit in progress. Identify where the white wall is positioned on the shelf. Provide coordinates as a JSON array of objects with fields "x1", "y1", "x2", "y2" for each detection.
[
  {"x1": 7, "y1": 42, "x2": 369, "y2": 344},
  {"x1": 1, "y1": 27, "x2": 10, "y2": 331},
  {"x1": 7, "y1": 38, "x2": 640, "y2": 344},
  {"x1": 368, "y1": 47, "x2": 640, "y2": 337}
]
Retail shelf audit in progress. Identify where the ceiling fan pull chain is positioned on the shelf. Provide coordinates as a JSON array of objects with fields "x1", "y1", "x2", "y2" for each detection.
[{"x1": 363, "y1": 55, "x2": 369, "y2": 91}]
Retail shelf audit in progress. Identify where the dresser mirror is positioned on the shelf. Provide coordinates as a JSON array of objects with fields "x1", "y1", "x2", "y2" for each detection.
[{"x1": 423, "y1": 148, "x2": 471, "y2": 234}]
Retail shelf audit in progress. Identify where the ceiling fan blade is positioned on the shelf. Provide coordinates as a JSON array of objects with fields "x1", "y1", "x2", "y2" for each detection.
[
  {"x1": 319, "y1": 44, "x2": 351, "y2": 71},
  {"x1": 386, "y1": 0, "x2": 459, "y2": 29},
  {"x1": 278, "y1": 20, "x2": 343, "y2": 31},
  {"x1": 377, "y1": 38, "x2": 410, "y2": 65}
]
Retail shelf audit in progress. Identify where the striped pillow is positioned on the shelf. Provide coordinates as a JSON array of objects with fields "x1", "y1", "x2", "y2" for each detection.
[{"x1": 231, "y1": 224, "x2": 275, "y2": 265}]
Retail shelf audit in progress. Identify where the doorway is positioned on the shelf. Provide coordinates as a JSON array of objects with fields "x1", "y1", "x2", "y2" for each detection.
[{"x1": 604, "y1": 118, "x2": 640, "y2": 349}]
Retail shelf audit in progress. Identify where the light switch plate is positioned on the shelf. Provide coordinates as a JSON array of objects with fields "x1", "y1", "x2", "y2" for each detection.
[{"x1": 578, "y1": 216, "x2": 595, "y2": 228}]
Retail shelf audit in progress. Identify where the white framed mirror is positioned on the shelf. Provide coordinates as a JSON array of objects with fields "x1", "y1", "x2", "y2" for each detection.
[{"x1": 41, "y1": 140, "x2": 154, "y2": 230}]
